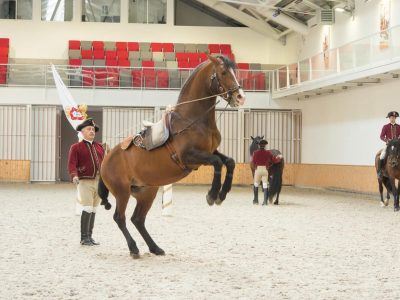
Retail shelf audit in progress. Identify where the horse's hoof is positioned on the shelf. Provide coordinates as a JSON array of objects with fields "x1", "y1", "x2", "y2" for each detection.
[
  {"x1": 206, "y1": 194, "x2": 216, "y2": 206},
  {"x1": 253, "y1": 201, "x2": 259, "y2": 205},
  {"x1": 273, "y1": 201, "x2": 279, "y2": 205},
  {"x1": 130, "y1": 252, "x2": 140, "y2": 259},
  {"x1": 150, "y1": 247, "x2": 165, "y2": 256},
  {"x1": 384, "y1": 200, "x2": 389, "y2": 206},
  {"x1": 394, "y1": 206, "x2": 400, "y2": 212}
]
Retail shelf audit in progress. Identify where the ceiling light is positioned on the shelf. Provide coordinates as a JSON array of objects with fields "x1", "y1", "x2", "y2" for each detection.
[{"x1": 335, "y1": 7, "x2": 345, "y2": 12}]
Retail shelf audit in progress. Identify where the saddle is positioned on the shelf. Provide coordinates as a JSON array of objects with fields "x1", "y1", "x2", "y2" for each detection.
[{"x1": 121, "y1": 113, "x2": 170, "y2": 151}]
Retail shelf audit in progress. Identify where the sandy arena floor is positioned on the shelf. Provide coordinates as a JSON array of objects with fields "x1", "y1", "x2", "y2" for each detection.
[{"x1": 1, "y1": 183, "x2": 400, "y2": 299}]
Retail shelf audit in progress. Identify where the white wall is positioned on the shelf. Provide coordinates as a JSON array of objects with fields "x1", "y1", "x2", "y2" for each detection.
[
  {"x1": 297, "y1": 79, "x2": 400, "y2": 166},
  {"x1": 0, "y1": 0, "x2": 297, "y2": 64},
  {"x1": 294, "y1": 0, "x2": 400, "y2": 61}
]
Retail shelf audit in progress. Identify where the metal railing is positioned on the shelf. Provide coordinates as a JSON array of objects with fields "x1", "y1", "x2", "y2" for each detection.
[
  {"x1": 274, "y1": 25, "x2": 400, "y2": 91},
  {"x1": 0, "y1": 64, "x2": 272, "y2": 92}
]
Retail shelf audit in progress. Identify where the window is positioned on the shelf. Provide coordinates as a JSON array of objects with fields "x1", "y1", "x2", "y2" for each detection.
[
  {"x1": 0, "y1": 0, "x2": 32, "y2": 19},
  {"x1": 81, "y1": 0, "x2": 120, "y2": 23},
  {"x1": 129, "y1": 0, "x2": 166, "y2": 24},
  {"x1": 41, "y1": 0, "x2": 73, "y2": 21}
]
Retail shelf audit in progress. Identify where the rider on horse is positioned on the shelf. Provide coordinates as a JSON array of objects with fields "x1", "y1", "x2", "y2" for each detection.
[
  {"x1": 378, "y1": 111, "x2": 400, "y2": 179},
  {"x1": 251, "y1": 139, "x2": 282, "y2": 205}
]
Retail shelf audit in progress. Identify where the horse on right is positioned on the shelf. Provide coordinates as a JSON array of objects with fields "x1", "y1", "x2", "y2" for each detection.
[
  {"x1": 375, "y1": 139, "x2": 400, "y2": 211},
  {"x1": 249, "y1": 136, "x2": 284, "y2": 205}
]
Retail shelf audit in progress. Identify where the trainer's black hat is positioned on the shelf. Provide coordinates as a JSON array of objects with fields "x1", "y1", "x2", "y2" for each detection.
[
  {"x1": 259, "y1": 139, "x2": 268, "y2": 146},
  {"x1": 387, "y1": 111, "x2": 399, "y2": 118},
  {"x1": 76, "y1": 118, "x2": 99, "y2": 132}
]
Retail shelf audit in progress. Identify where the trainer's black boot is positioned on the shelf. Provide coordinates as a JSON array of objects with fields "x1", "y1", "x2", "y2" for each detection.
[
  {"x1": 262, "y1": 188, "x2": 269, "y2": 206},
  {"x1": 253, "y1": 186, "x2": 259, "y2": 205},
  {"x1": 88, "y1": 212, "x2": 100, "y2": 245},
  {"x1": 80, "y1": 211, "x2": 93, "y2": 246}
]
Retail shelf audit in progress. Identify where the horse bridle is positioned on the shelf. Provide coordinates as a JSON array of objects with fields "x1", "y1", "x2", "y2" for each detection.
[{"x1": 210, "y1": 65, "x2": 241, "y2": 105}]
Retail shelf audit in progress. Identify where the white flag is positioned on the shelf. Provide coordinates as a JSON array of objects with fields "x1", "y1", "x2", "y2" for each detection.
[{"x1": 51, "y1": 64, "x2": 87, "y2": 131}]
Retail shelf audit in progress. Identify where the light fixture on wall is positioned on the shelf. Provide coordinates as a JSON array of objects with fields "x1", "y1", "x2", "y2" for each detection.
[
  {"x1": 335, "y1": 7, "x2": 345, "y2": 12},
  {"x1": 272, "y1": 9, "x2": 281, "y2": 17}
]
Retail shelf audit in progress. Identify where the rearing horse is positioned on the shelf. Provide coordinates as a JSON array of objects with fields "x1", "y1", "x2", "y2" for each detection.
[{"x1": 98, "y1": 55, "x2": 246, "y2": 257}]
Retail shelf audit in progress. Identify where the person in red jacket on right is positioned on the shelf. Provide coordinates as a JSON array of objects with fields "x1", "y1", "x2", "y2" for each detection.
[
  {"x1": 251, "y1": 139, "x2": 282, "y2": 205},
  {"x1": 377, "y1": 111, "x2": 400, "y2": 179}
]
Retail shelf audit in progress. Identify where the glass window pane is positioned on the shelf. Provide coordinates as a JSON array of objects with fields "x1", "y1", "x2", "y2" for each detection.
[
  {"x1": 0, "y1": 0, "x2": 32, "y2": 20},
  {"x1": 129, "y1": 0, "x2": 166, "y2": 24},
  {"x1": 81, "y1": 0, "x2": 120, "y2": 23},
  {"x1": 41, "y1": 0, "x2": 73, "y2": 21}
]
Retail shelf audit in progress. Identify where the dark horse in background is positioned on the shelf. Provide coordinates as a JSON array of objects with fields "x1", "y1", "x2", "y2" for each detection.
[
  {"x1": 98, "y1": 55, "x2": 246, "y2": 258},
  {"x1": 375, "y1": 139, "x2": 400, "y2": 211},
  {"x1": 249, "y1": 136, "x2": 284, "y2": 205}
]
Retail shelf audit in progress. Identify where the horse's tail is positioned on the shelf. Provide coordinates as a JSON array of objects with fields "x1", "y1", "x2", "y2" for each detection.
[
  {"x1": 269, "y1": 158, "x2": 284, "y2": 199},
  {"x1": 98, "y1": 175, "x2": 112, "y2": 210}
]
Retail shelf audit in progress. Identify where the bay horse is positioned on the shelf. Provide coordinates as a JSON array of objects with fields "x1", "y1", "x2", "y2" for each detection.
[
  {"x1": 375, "y1": 139, "x2": 400, "y2": 211},
  {"x1": 249, "y1": 136, "x2": 284, "y2": 205},
  {"x1": 98, "y1": 55, "x2": 246, "y2": 257}
]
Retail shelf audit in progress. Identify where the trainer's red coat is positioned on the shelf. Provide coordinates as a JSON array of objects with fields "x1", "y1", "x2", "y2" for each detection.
[
  {"x1": 68, "y1": 140, "x2": 105, "y2": 180},
  {"x1": 252, "y1": 149, "x2": 280, "y2": 168},
  {"x1": 380, "y1": 123, "x2": 400, "y2": 142}
]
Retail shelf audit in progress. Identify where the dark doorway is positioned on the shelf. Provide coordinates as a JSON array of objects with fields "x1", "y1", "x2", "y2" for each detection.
[{"x1": 59, "y1": 108, "x2": 103, "y2": 181}]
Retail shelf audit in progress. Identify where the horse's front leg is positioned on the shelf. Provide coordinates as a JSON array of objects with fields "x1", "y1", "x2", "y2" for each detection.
[
  {"x1": 390, "y1": 178, "x2": 399, "y2": 211},
  {"x1": 214, "y1": 151, "x2": 235, "y2": 205},
  {"x1": 182, "y1": 149, "x2": 223, "y2": 206}
]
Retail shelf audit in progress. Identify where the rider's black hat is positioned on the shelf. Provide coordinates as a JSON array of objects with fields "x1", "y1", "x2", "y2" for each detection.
[
  {"x1": 387, "y1": 111, "x2": 399, "y2": 118},
  {"x1": 76, "y1": 118, "x2": 99, "y2": 132}
]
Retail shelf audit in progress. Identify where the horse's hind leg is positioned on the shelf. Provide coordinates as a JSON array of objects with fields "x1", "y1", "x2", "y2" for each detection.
[
  {"x1": 273, "y1": 192, "x2": 280, "y2": 205},
  {"x1": 113, "y1": 188, "x2": 140, "y2": 258},
  {"x1": 131, "y1": 187, "x2": 165, "y2": 256}
]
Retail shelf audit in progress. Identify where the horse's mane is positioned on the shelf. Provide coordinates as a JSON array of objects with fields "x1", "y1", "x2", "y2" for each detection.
[
  {"x1": 387, "y1": 138, "x2": 400, "y2": 155},
  {"x1": 178, "y1": 55, "x2": 237, "y2": 100}
]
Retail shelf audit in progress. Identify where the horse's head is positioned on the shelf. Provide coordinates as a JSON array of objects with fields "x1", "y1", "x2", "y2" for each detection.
[
  {"x1": 250, "y1": 135, "x2": 264, "y2": 156},
  {"x1": 387, "y1": 139, "x2": 400, "y2": 168},
  {"x1": 208, "y1": 55, "x2": 246, "y2": 108}
]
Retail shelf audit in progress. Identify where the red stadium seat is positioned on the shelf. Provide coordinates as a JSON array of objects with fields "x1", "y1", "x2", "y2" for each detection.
[
  {"x1": 82, "y1": 67, "x2": 94, "y2": 86},
  {"x1": 69, "y1": 40, "x2": 80, "y2": 50},
  {"x1": 127, "y1": 42, "x2": 139, "y2": 52},
  {"x1": 117, "y1": 50, "x2": 128, "y2": 60},
  {"x1": 131, "y1": 70, "x2": 142, "y2": 87},
  {"x1": 105, "y1": 50, "x2": 117, "y2": 60},
  {"x1": 199, "y1": 53, "x2": 208, "y2": 62},
  {"x1": 142, "y1": 60, "x2": 155, "y2": 68},
  {"x1": 116, "y1": 42, "x2": 127, "y2": 51},
  {"x1": 118, "y1": 60, "x2": 130, "y2": 67},
  {"x1": 143, "y1": 69, "x2": 156, "y2": 88},
  {"x1": 176, "y1": 52, "x2": 189, "y2": 62},
  {"x1": 162, "y1": 43, "x2": 174, "y2": 52},
  {"x1": 94, "y1": 67, "x2": 107, "y2": 87},
  {"x1": 178, "y1": 60, "x2": 190, "y2": 69},
  {"x1": 92, "y1": 41, "x2": 104, "y2": 50},
  {"x1": 105, "y1": 60, "x2": 118, "y2": 67},
  {"x1": 0, "y1": 47, "x2": 9, "y2": 57},
  {"x1": 93, "y1": 50, "x2": 105, "y2": 59},
  {"x1": 254, "y1": 72, "x2": 266, "y2": 90},
  {"x1": 81, "y1": 50, "x2": 93, "y2": 59},
  {"x1": 208, "y1": 44, "x2": 220, "y2": 54},
  {"x1": 150, "y1": 42, "x2": 163, "y2": 52},
  {"x1": 220, "y1": 44, "x2": 232, "y2": 54},
  {"x1": 237, "y1": 63, "x2": 250, "y2": 70},
  {"x1": 156, "y1": 70, "x2": 169, "y2": 88},
  {"x1": 69, "y1": 59, "x2": 82, "y2": 66},
  {"x1": 189, "y1": 59, "x2": 200, "y2": 68}
]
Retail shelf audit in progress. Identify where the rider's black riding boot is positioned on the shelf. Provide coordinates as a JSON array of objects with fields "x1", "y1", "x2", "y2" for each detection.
[
  {"x1": 377, "y1": 159, "x2": 385, "y2": 179},
  {"x1": 253, "y1": 186, "x2": 259, "y2": 205},
  {"x1": 80, "y1": 211, "x2": 93, "y2": 246},
  {"x1": 262, "y1": 188, "x2": 269, "y2": 206},
  {"x1": 88, "y1": 212, "x2": 100, "y2": 245}
]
